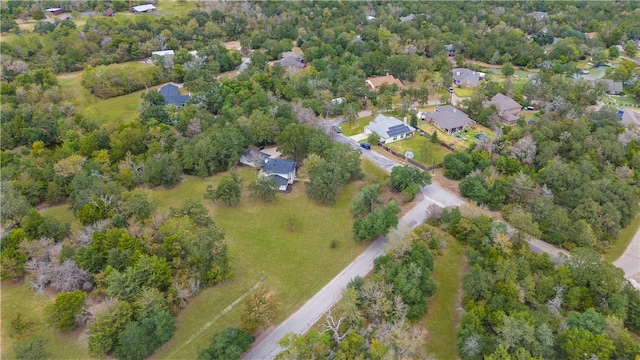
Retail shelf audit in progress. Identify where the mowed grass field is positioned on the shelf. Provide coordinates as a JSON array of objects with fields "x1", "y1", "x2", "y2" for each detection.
[
  {"x1": 57, "y1": 62, "x2": 156, "y2": 126},
  {"x1": 1, "y1": 282, "x2": 91, "y2": 359},
  {"x1": 423, "y1": 232, "x2": 465, "y2": 360},
  {"x1": 385, "y1": 134, "x2": 452, "y2": 166},
  {"x1": 25, "y1": 164, "x2": 372, "y2": 359}
]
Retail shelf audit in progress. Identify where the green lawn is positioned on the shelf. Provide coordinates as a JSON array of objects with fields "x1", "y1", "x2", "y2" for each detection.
[
  {"x1": 40, "y1": 204, "x2": 79, "y2": 232},
  {"x1": 386, "y1": 135, "x2": 451, "y2": 166},
  {"x1": 57, "y1": 62, "x2": 156, "y2": 126},
  {"x1": 150, "y1": 167, "x2": 368, "y2": 358},
  {"x1": 341, "y1": 115, "x2": 374, "y2": 136},
  {"x1": 1, "y1": 282, "x2": 91, "y2": 359},
  {"x1": 154, "y1": 266, "x2": 262, "y2": 359},
  {"x1": 417, "y1": 122, "x2": 494, "y2": 151},
  {"x1": 155, "y1": 0, "x2": 199, "y2": 16},
  {"x1": 453, "y1": 88, "x2": 474, "y2": 98},
  {"x1": 604, "y1": 213, "x2": 640, "y2": 263},
  {"x1": 423, "y1": 231, "x2": 465, "y2": 360}
]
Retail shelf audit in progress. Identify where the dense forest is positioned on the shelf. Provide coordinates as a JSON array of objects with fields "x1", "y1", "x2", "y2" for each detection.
[{"x1": 2, "y1": 0, "x2": 640, "y2": 359}]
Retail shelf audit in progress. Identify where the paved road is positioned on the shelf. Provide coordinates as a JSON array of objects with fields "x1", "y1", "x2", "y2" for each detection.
[
  {"x1": 614, "y1": 226, "x2": 640, "y2": 289},
  {"x1": 243, "y1": 182, "x2": 460, "y2": 359},
  {"x1": 245, "y1": 128, "x2": 640, "y2": 359}
]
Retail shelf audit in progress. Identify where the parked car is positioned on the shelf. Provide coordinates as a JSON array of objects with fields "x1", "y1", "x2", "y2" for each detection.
[
  {"x1": 448, "y1": 87, "x2": 454, "y2": 93},
  {"x1": 360, "y1": 143, "x2": 371, "y2": 150},
  {"x1": 331, "y1": 125, "x2": 342, "y2": 133}
]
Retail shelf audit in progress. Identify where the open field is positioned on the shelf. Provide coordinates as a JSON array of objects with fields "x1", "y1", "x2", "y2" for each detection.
[
  {"x1": 58, "y1": 64, "x2": 160, "y2": 126},
  {"x1": 1, "y1": 282, "x2": 91, "y2": 359},
  {"x1": 424, "y1": 233, "x2": 465, "y2": 360},
  {"x1": 31, "y1": 164, "x2": 371, "y2": 359},
  {"x1": 155, "y1": 0, "x2": 199, "y2": 16},
  {"x1": 385, "y1": 134, "x2": 451, "y2": 166},
  {"x1": 154, "y1": 266, "x2": 262, "y2": 359}
]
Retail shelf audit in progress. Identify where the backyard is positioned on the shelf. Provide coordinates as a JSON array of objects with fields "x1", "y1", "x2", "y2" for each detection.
[
  {"x1": 417, "y1": 121, "x2": 494, "y2": 151},
  {"x1": 384, "y1": 134, "x2": 452, "y2": 166}
]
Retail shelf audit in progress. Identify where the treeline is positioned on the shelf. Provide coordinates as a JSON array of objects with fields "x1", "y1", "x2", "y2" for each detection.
[
  {"x1": 427, "y1": 209, "x2": 640, "y2": 359},
  {"x1": 444, "y1": 75, "x2": 639, "y2": 250},
  {"x1": 81, "y1": 63, "x2": 163, "y2": 99},
  {"x1": 1, "y1": 195, "x2": 231, "y2": 359}
]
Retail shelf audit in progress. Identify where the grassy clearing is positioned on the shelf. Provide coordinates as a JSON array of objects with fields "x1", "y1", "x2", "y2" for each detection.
[
  {"x1": 340, "y1": 115, "x2": 374, "y2": 136},
  {"x1": 152, "y1": 166, "x2": 368, "y2": 357},
  {"x1": 1, "y1": 282, "x2": 91, "y2": 359},
  {"x1": 156, "y1": 0, "x2": 199, "y2": 16},
  {"x1": 40, "y1": 204, "x2": 80, "y2": 232},
  {"x1": 604, "y1": 213, "x2": 640, "y2": 263},
  {"x1": 453, "y1": 88, "x2": 474, "y2": 98},
  {"x1": 57, "y1": 62, "x2": 156, "y2": 126},
  {"x1": 154, "y1": 266, "x2": 262, "y2": 359},
  {"x1": 386, "y1": 135, "x2": 451, "y2": 166},
  {"x1": 424, "y1": 233, "x2": 465, "y2": 360},
  {"x1": 362, "y1": 158, "x2": 390, "y2": 185}
]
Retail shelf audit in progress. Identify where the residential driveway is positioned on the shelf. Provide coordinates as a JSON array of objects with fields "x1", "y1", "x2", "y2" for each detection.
[
  {"x1": 614, "y1": 226, "x2": 640, "y2": 289},
  {"x1": 350, "y1": 133, "x2": 368, "y2": 142}
]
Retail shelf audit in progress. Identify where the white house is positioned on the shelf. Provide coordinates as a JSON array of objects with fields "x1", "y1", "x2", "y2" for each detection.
[
  {"x1": 364, "y1": 114, "x2": 416, "y2": 144},
  {"x1": 130, "y1": 4, "x2": 156, "y2": 13},
  {"x1": 261, "y1": 158, "x2": 296, "y2": 191}
]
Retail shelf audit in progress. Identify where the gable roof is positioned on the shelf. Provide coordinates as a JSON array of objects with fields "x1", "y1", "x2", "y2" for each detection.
[
  {"x1": 159, "y1": 84, "x2": 190, "y2": 106},
  {"x1": 452, "y1": 68, "x2": 482, "y2": 86},
  {"x1": 366, "y1": 75, "x2": 404, "y2": 89},
  {"x1": 485, "y1": 93, "x2": 521, "y2": 112},
  {"x1": 365, "y1": 114, "x2": 416, "y2": 140},
  {"x1": 620, "y1": 108, "x2": 640, "y2": 127},
  {"x1": 263, "y1": 158, "x2": 296, "y2": 174},
  {"x1": 427, "y1": 106, "x2": 474, "y2": 130},
  {"x1": 595, "y1": 79, "x2": 623, "y2": 93}
]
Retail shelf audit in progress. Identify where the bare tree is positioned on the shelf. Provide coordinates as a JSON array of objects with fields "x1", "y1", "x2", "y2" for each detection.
[
  {"x1": 322, "y1": 312, "x2": 349, "y2": 344},
  {"x1": 509, "y1": 135, "x2": 537, "y2": 165},
  {"x1": 50, "y1": 260, "x2": 92, "y2": 292}
]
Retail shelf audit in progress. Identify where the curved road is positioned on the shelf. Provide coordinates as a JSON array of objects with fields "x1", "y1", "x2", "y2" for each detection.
[{"x1": 245, "y1": 126, "x2": 640, "y2": 359}]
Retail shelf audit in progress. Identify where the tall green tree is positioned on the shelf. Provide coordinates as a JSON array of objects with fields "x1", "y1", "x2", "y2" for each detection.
[
  {"x1": 205, "y1": 172, "x2": 242, "y2": 206},
  {"x1": 44, "y1": 290, "x2": 86, "y2": 332}
]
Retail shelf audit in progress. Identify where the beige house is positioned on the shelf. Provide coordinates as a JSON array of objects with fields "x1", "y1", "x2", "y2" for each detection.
[{"x1": 366, "y1": 75, "x2": 404, "y2": 90}]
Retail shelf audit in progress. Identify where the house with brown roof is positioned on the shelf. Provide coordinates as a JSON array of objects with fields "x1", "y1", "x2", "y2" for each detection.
[
  {"x1": 424, "y1": 105, "x2": 475, "y2": 134},
  {"x1": 484, "y1": 93, "x2": 522, "y2": 125},
  {"x1": 366, "y1": 75, "x2": 404, "y2": 90}
]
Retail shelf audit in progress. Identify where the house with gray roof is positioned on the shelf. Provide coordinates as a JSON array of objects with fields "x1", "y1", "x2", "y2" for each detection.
[
  {"x1": 364, "y1": 114, "x2": 416, "y2": 144},
  {"x1": 453, "y1": 68, "x2": 484, "y2": 88},
  {"x1": 130, "y1": 4, "x2": 156, "y2": 13},
  {"x1": 483, "y1": 93, "x2": 522, "y2": 125},
  {"x1": 261, "y1": 158, "x2": 296, "y2": 191},
  {"x1": 595, "y1": 79, "x2": 623, "y2": 94},
  {"x1": 159, "y1": 84, "x2": 190, "y2": 106},
  {"x1": 531, "y1": 11, "x2": 548, "y2": 21},
  {"x1": 425, "y1": 105, "x2": 474, "y2": 134},
  {"x1": 239, "y1": 149, "x2": 270, "y2": 168},
  {"x1": 279, "y1": 52, "x2": 305, "y2": 70},
  {"x1": 399, "y1": 14, "x2": 415, "y2": 22}
]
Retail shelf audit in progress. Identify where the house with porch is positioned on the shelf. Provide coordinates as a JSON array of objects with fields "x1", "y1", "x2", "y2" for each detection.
[
  {"x1": 261, "y1": 158, "x2": 296, "y2": 191},
  {"x1": 484, "y1": 93, "x2": 522, "y2": 125},
  {"x1": 424, "y1": 105, "x2": 474, "y2": 134}
]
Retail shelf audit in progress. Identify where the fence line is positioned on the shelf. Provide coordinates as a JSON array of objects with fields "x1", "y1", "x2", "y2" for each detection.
[{"x1": 379, "y1": 144, "x2": 444, "y2": 172}]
